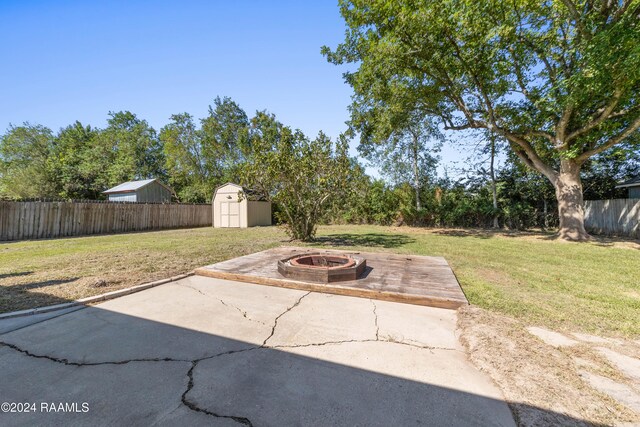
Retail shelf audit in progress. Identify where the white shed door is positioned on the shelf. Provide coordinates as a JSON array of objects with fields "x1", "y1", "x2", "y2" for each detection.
[{"x1": 220, "y1": 201, "x2": 240, "y2": 227}]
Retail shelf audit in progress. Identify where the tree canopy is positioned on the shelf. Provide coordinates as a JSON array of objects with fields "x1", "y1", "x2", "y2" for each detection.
[
  {"x1": 241, "y1": 112, "x2": 352, "y2": 241},
  {"x1": 324, "y1": 0, "x2": 640, "y2": 240},
  {"x1": 0, "y1": 123, "x2": 55, "y2": 198},
  {"x1": 357, "y1": 112, "x2": 442, "y2": 210}
]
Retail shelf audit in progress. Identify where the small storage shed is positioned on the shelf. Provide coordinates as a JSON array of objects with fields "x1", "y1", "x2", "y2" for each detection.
[
  {"x1": 103, "y1": 179, "x2": 173, "y2": 203},
  {"x1": 212, "y1": 183, "x2": 271, "y2": 228},
  {"x1": 616, "y1": 177, "x2": 640, "y2": 198}
]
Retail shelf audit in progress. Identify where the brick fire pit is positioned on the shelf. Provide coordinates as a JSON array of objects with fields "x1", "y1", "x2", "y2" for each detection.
[{"x1": 277, "y1": 253, "x2": 366, "y2": 283}]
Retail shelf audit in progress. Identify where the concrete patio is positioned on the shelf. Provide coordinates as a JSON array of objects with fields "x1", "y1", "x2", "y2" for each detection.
[{"x1": 0, "y1": 275, "x2": 515, "y2": 426}]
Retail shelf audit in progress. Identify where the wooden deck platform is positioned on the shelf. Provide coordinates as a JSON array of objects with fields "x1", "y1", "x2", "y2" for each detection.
[{"x1": 195, "y1": 247, "x2": 468, "y2": 310}]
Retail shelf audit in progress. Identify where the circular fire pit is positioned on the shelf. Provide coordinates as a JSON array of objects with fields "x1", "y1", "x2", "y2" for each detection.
[{"x1": 277, "y1": 253, "x2": 366, "y2": 283}]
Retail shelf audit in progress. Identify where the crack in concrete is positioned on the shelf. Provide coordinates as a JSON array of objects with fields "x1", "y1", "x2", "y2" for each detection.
[
  {"x1": 179, "y1": 283, "x2": 208, "y2": 297},
  {"x1": 262, "y1": 291, "x2": 311, "y2": 346},
  {"x1": 178, "y1": 283, "x2": 265, "y2": 325},
  {"x1": 0, "y1": 339, "x2": 259, "y2": 425},
  {"x1": 0, "y1": 341, "x2": 191, "y2": 366},
  {"x1": 181, "y1": 360, "x2": 253, "y2": 426},
  {"x1": 381, "y1": 339, "x2": 460, "y2": 353},
  {"x1": 364, "y1": 298, "x2": 461, "y2": 353},
  {"x1": 0, "y1": 290, "x2": 457, "y2": 426},
  {"x1": 180, "y1": 291, "x2": 311, "y2": 426},
  {"x1": 217, "y1": 299, "x2": 258, "y2": 324},
  {"x1": 0, "y1": 291, "x2": 315, "y2": 426},
  {"x1": 198, "y1": 346, "x2": 260, "y2": 362},
  {"x1": 271, "y1": 338, "x2": 457, "y2": 352},
  {"x1": 271, "y1": 339, "x2": 374, "y2": 349},
  {"x1": 370, "y1": 299, "x2": 380, "y2": 340}
]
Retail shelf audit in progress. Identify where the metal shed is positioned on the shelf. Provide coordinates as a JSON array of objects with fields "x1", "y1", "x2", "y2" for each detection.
[
  {"x1": 103, "y1": 179, "x2": 173, "y2": 203},
  {"x1": 212, "y1": 183, "x2": 272, "y2": 228}
]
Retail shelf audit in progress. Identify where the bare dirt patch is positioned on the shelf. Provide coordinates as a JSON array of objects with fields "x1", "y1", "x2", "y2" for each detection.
[{"x1": 457, "y1": 306, "x2": 639, "y2": 426}]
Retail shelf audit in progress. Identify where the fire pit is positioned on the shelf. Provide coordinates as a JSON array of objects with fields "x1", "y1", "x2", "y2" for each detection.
[{"x1": 277, "y1": 253, "x2": 366, "y2": 283}]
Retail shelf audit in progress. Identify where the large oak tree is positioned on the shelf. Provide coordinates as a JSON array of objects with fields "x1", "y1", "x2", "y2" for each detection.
[{"x1": 324, "y1": 0, "x2": 640, "y2": 240}]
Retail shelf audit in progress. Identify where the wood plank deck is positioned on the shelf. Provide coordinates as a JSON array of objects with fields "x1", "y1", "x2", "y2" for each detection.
[{"x1": 195, "y1": 247, "x2": 468, "y2": 310}]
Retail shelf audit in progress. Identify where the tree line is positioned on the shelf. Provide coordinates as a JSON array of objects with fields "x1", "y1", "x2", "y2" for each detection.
[
  {"x1": 0, "y1": 97, "x2": 248, "y2": 203},
  {"x1": 0, "y1": 97, "x2": 356, "y2": 240},
  {"x1": 1, "y1": 96, "x2": 636, "y2": 241}
]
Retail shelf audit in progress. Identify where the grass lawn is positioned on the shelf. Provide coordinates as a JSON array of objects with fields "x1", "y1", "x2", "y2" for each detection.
[{"x1": 1, "y1": 225, "x2": 638, "y2": 337}]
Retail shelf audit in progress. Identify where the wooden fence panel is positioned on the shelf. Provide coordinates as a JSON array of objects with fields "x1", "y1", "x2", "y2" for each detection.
[
  {"x1": 0, "y1": 201, "x2": 212, "y2": 242},
  {"x1": 584, "y1": 198, "x2": 640, "y2": 238},
  {"x1": 0, "y1": 202, "x2": 8, "y2": 241}
]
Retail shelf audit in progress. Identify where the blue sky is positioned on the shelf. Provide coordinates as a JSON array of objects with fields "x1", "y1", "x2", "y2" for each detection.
[{"x1": 0, "y1": 0, "x2": 467, "y2": 177}]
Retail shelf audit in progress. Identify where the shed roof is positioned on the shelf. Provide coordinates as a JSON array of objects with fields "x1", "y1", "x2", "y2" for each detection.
[
  {"x1": 213, "y1": 182, "x2": 268, "y2": 201},
  {"x1": 616, "y1": 177, "x2": 640, "y2": 189},
  {"x1": 103, "y1": 179, "x2": 172, "y2": 194}
]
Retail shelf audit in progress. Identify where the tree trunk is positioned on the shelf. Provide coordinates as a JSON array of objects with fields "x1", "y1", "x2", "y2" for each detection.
[
  {"x1": 489, "y1": 136, "x2": 499, "y2": 228},
  {"x1": 554, "y1": 160, "x2": 590, "y2": 241}
]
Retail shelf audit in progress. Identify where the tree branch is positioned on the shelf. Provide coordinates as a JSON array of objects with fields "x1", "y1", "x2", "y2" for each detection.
[
  {"x1": 524, "y1": 131, "x2": 555, "y2": 143},
  {"x1": 442, "y1": 121, "x2": 478, "y2": 131},
  {"x1": 508, "y1": 141, "x2": 536, "y2": 170},
  {"x1": 609, "y1": 105, "x2": 640, "y2": 118},
  {"x1": 566, "y1": 89, "x2": 622, "y2": 142},
  {"x1": 560, "y1": 0, "x2": 588, "y2": 39},
  {"x1": 515, "y1": 32, "x2": 560, "y2": 88},
  {"x1": 556, "y1": 104, "x2": 574, "y2": 146},
  {"x1": 576, "y1": 115, "x2": 640, "y2": 161},
  {"x1": 509, "y1": 48, "x2": 539, "y2": 106},
  {"x1": 498, "y1": 130, "x2": 558, "y2": 181},
  {"x1": 444, "y1": 32, "x2": 498, "y2": 124},
  {"x1": 613, "y1": 0, "x2": 635, "y2": 20}
]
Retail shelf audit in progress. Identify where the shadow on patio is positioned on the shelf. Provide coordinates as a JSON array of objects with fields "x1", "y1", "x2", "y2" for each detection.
[{"x1": 0, "y1": 284, "x2": 600, "y2": 426}]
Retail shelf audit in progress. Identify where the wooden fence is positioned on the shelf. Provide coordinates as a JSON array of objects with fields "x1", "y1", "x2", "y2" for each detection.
[
  {"x1": 584, "y1": 198, "x2": 639, "y2": 238},
  {"x1": 0, "y1": 201, "x2": 212, "y2": 241}
]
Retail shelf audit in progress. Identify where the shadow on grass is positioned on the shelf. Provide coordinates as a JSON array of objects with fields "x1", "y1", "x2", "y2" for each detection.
[
  {"x1": 501, "y1": 230, "x2": 640, "y2": 248},
  {"x1": 431, "y1": 228, "x2": 640, "y2": 248},
  {"x1": 431, "y1": 228, "x2": 557, "y2": 240},
  {"x1": 0, "y1": 278, "x2": 80, "y2": 314},
  {"x1": 0, "y1": 288, "x2": 75, "y2": 314},
  {"x1": 0, "y1": 271, "x2": 34, "y2": 280},
  {"x1": 9, "y1": 278, "x2": 80, "y2": 292},
  {"x1": 585, "y1": 235, "x2": 640, "y2": 249},
  {"x1": 313, "y1": 233, "x2": 416, "y2": 249}
]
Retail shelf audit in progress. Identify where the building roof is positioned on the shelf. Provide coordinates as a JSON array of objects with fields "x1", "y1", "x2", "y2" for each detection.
[
  {"x1": 103, "y1": 179, "x2": 171, "y2": 194},
  {"x1": 213, "y1": 182, "x2": 268, "y2": 201},
  {"x1": 616, "y1": 177, "x2": 640, "y2": 189}
]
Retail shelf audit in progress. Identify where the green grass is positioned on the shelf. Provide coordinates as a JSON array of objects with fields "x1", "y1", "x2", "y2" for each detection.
[
  {"x1": 1, "y1": 225, "x2": 638, "y2": 337},
  {"x1": 0, "y1": 227, "x2": 285, "y2": 313}
]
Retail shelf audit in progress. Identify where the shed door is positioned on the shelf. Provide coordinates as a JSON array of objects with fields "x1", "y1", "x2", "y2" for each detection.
[{"x1": 220, "y1": 201, "x2": 240, "y2": 227}]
